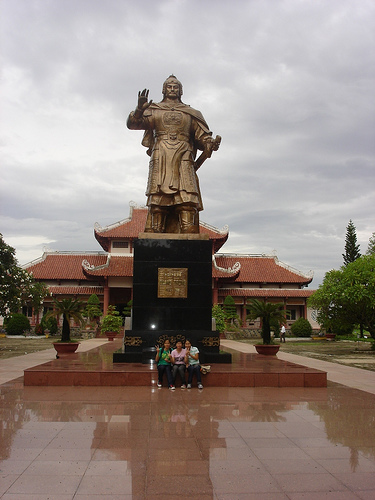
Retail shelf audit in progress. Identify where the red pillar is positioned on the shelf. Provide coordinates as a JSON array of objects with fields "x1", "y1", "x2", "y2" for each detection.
[
  {"x1": 283, "y1": 300, "x2": 287, "y2": 324},
  {"x1": 103, "y1": 279, "x2": 109, "y2": 315},
  {"x1": 212, "y1": 282, "x2": 218, "y2": 305},
  {"x1": 242, "y1": 301, "x2": 247, "y2": 326}
]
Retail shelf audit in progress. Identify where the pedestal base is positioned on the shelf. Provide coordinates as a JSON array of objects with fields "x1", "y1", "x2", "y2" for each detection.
[{"x1": 115, "y1": 236, "x2": 231, "y2": 364}]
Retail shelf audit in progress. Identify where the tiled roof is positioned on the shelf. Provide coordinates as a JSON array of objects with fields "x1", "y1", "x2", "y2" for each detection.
[
  {"x1": 94, "y1": 208, "x2": 148, "y2": 251},
  {"x1": 83, "y1": 256, "x2": 133, "y2": 277},
  {"x1": 25, "y1": 253, "x2": 107, "y2": 280},
  {"x1": 48, "y1": 286, "x2": 104, "y2": 296},
  {"x1": 214, "y1": 255, "x2": 313, "y2": 284},
  {"x1": 95, "y1": 208, "x2": 148, "y2": 238},
  {"x1": 200, "y1": 222, "x2": 228, "y2": 252},
  {"x1": 94, "y1": 206, "x2": 228, "y2": 252},
  {"x1": 26, "y1": 252, "x2": 313, "y2": 287},
  {"x1": 218, "y1": 288, "x2": 314, "y2": 298}
]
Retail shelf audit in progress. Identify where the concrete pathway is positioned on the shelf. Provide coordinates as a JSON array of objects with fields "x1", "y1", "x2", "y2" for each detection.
[{"x1": 221, "y1": 339, "x2": 375, "y2": 395}]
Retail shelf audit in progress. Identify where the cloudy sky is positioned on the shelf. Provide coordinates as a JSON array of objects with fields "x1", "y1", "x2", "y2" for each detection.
[{"x1": 1, "y1": 0, "x2": 374, "y2": 287}]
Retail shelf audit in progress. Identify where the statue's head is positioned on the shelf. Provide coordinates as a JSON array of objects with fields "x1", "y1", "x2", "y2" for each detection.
[{"x1": 162, "y1": 75, "x2": 183, "y2": 98}]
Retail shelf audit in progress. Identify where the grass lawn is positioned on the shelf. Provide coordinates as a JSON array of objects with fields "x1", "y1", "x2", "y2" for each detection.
[
  {"x1": 0, "y1": 336, "x2": 58, "y2": 359},
  {"x1": 236, "y1": 338, "x2": 375, "y2": 372}
]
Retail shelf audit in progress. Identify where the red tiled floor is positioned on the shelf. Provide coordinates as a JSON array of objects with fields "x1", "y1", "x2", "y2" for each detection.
[
  {"x1": 23, "y1": 339, "x2": 327, "y2": 388},
  {"x1": 1, "y1": 377, "x2": 375, "y2": 498}
]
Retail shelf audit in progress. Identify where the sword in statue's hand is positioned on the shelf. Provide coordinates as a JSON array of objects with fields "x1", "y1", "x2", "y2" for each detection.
[{"x1": 194, "y1": 135, "x2": 221, "y2": 170}]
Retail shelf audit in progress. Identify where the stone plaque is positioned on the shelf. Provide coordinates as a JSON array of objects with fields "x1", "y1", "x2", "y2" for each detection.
[{"x1": 158, "y1": 268, "x2": 188, "y2": 298}]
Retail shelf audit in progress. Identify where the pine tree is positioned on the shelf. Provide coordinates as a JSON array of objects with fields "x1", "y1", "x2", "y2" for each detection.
[
  {"x1": 342, "y1": 220, "x2": 361, "y2": 266},
  {"x1": 366, "y1": 232, "x2": 375, "y2": 256}
]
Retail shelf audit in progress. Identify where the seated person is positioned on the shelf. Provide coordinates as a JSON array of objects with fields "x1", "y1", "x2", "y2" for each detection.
[
  {"x1": 171, "y1": 340, "x2": 187, "y2": 388},
  {"x1": 155, "y1": 339, "x2": 174, "y2": 390},
  {"x1": 185, "y1": 339, "x2": 203, "y2": 389}
]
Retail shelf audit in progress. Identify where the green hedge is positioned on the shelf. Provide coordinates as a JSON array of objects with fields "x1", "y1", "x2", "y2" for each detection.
[
  {"x1": 290, "y1": 318, "x2": 312, "y2": 337},
  {"x1": 5, "y1": 313, "x2": 31, "y2": 335}
]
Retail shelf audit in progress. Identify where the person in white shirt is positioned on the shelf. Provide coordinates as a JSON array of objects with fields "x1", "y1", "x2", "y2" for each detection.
[
  {"x1": 184, "y1": 339, "x2": 203, "y2": 389},
  {"x1": 280, "y1": 325, "x2": 286, "y2": 343}
]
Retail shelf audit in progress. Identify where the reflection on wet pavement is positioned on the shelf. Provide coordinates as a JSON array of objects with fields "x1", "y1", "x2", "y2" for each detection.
[{"x1": 1, "y1": 380, "x2": 375, "y2": 498}]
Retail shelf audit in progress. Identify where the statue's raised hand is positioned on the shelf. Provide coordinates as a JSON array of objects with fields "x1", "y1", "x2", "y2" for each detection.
[{"x1": 137, "y1": 89, "x2": 153, "y2": 113}]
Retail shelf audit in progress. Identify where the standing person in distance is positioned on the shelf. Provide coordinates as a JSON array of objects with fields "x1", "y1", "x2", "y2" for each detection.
[
  {"x1": 185, "y1": 339, "x2": 203, "y2": 390},
  {"x1": 280, "y1": 325, "x2": 286, "y2": 343},
  {"x1": 155, "y1": 339, "x2": 175, "y2": 390}
]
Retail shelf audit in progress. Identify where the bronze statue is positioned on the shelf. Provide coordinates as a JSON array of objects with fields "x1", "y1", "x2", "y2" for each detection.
[{"x1": 127, "y1": 75, "x2": 220, "y2": 234}]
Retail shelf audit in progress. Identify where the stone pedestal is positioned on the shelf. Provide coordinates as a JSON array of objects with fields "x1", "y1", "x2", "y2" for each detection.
[{"x1": 114, "y1": 234, "x2": 230, "y2": 364}]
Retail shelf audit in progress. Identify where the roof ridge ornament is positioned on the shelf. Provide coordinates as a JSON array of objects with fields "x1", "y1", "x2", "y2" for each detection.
[
  {"x1": 212, "y1": 255, "x2": 241, "y2": 274},
  {"x1": 274, "y1": 256, "x2": 314, "y2": 280},
  {"x1": 82, "y1": 255, "x2": 111, "y2": 272},
  {"x1": 200, "y1": 220, "x2": 229, "y2": 235}
]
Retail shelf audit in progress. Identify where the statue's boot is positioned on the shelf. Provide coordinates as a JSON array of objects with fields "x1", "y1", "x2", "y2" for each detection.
[
  {"x1": 151, "y1": 208, "x2": 167, "y2": 233},
  {"x1": 177, "y1": 205, "x2": 199, "y2": 234}
]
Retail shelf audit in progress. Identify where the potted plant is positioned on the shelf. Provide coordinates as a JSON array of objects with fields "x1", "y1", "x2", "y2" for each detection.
[
  {"x1": 246, "y1": 299, "x2": 286, "y2": 355},
  {"x1": 83, "y1": 293, "x2": 102, "y2": 330},
  {"x1": 46, "y1": 298, "x2": 85, "y2": 356},
  {"x1": 100, "y1": 305, "x2": 123, "y2": 341}
]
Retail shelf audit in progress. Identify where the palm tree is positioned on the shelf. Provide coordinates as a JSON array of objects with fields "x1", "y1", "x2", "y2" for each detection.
[
  {"x1": 246, "y1": 299, "x2": 286, "y2": 344},
  {"x1": 49, "y1": 298, "x2": 85, "y2": 342}
]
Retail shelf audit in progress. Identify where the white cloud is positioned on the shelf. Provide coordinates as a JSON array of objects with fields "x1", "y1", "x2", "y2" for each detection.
[{"x1": 1, "y1": 0, "x2": 374, "y2": 287}]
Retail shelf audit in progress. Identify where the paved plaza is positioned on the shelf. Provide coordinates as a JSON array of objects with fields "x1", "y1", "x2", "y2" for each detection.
[{"x1": 1, "y1": 339, "x2": 375, "y2": 499}]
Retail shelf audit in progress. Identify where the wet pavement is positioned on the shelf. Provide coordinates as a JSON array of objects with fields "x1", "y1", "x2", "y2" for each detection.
[{"x1": 1, "y1": 341, "x2": 375, "y2": 499}]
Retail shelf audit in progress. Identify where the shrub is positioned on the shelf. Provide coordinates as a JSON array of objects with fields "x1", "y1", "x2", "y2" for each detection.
[
  {"x1": 212, "y1": 304, "x2": 226, "y2": 334},
  {"x1": 329, "y1": 320, "x2": 354, "y2": 336},
  {"x1": 122, "y1": 299, "x2": 132, "y2": 317},
  {"x1": 5, "y1": 313, "x2": 31, "y2": 335},
  {"x1": 224, "y1": 295, "x2": 238, "y2": 323},
  {"x1": 41, "y1": 315, "x2": 58, "y2": 335},
  {"x1": 290, "y1": 318, "x2": 312, "y2": 337},
  {"x1": 101, "y1": 305, "x2": 122, "y2": 334},
  {"x1": 34, "y1": 323, "x2": 44, "y2": 335},
  {"x1": 84, "y1": 293, "x2": 102, "y2": 321}
]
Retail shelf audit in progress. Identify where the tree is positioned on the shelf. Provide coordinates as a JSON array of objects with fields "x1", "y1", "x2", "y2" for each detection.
[
  {"x1": 48, "y1": 298, "x2": 85, "y2": 342},
  {"x1": 223, "y1": 295, "x2": 237, "y2": 324},
  {"x1": 366, "y1": 232, "x2": 375, "y2": 256},
  {"x1": 212, "y1": 304, "x2": 226, "y2": 334},
  {"x1": 27, "y1": 282, "x2": 50, "y2": 324},
  {"x1": 308, "y1": 255, "x2": 375, "y2": 339},
  {"x1": 246, "y1": 299, "x2": 286, "y2": 344},
  {"x1": 0, "y1": 234, "x2": 33, "y2": 316},
  {"x1": 308, "y1": 269, "x2": 354, "y2": 335},
  {"x1": 84, "y1": 294, "x2": 102, "y2": 322},
  {"x1": 100, "y1": 305, "x2": 123, "y2": 334},
  {"x1": 122, "y1": 299, "x2": 132, "y2": 317},
  {"x1": 343, "y1": 220, "x2": 361, "y2": 266}
]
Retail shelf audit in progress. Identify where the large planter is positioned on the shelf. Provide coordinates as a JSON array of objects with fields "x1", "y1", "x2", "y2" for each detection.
[
  {"x1": 53, "y1": 342, "x2": 80, "y2": 356},
  {"x1": 255, "y1": 344, "x2": 280, "y2": 356},
  {"x1": 104, "y1": 331, "x2": 118, "y2": 341}
]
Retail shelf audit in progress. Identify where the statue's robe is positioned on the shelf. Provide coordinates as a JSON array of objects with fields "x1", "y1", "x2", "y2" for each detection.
[{"x1": 127, "y1": 101, "x2": 212, "y2": 211}]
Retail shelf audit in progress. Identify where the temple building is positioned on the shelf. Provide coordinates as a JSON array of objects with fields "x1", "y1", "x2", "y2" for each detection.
[{"x1": 24, "y1": 203, "x2": 317, "y2": 328}]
